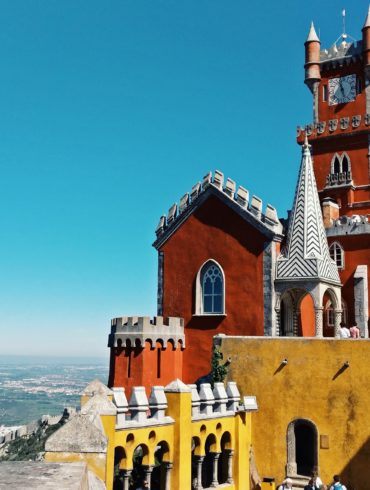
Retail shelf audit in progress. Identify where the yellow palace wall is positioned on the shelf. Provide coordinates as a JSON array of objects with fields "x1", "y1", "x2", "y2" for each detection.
[
  {"x1": 218, "y1": 336, "x2": 370, "y2": 489},
  {"x1": 45, "y1": 380, "x2": 253, "y2": 490}
]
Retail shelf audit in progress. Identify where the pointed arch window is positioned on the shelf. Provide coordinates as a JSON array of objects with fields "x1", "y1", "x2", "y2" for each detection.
[
  {"x1": 195, "y1": 260, "x2": 225, "y2": 315},
  {"x1": 333, "y1": 155, "x2": 340, "y2": 174},
  {"x1": 327, "y1": 153, "x2": 352, "y2": 186},
  {"x1": 329, "y1": 242, "x2": 344, "y2": 270}
]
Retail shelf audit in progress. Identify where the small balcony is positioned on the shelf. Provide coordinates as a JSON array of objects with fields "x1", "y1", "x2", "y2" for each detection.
[{"x1": 326, "y1": 170, "x2": 352, "y2": 187}]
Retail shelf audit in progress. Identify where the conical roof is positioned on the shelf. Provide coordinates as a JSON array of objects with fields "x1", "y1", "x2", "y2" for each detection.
[
  {"x1": 364, "y1": 6, "x2": 370, "y2": 28},
  {"x1": 306, "y1": 22, "x2": 320, "y2": 42},
  {"x1": 276, "y1": 136, "x2": 340, "y2": 284}
]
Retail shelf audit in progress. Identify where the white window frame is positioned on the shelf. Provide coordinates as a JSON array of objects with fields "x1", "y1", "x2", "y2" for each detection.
[
  {"x1": 329, "y1": 241, "x2": 345, "y2": 270},
  {"x1": 194, "y1": 259, "x2": 226, "y2": 315},
  {"x1": 330, "y1": 152, "x2": 351, "y2": 175}
]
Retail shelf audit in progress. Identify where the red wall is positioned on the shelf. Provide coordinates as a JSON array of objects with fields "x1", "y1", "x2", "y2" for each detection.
[
  {"x1": 318, "y1": 63, "x2": 365, "y2": 121},
  {"x1": 328, "y1": 234, "x2": 370, "y2": 330},
  {"x1": 299, "y1": 293, "x2": 315, "y2": 337},
  {"x1": 160, "y1": 195, "x2": 268, "y2": 383},
  {"x1": 108, "y1": 341, "x2": 183, "y2": 398}
]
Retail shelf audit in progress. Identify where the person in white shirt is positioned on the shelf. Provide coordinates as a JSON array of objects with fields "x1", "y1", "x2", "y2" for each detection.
[
  {"x1": 310, "y1": 470, "x2": 323, "y2": 488},
  {"x1": 278, "y1": 478, "x2": 293, "y2": 490},
  {"x1": 339, "y1": 323, "x2": 350, "y2": 339}
]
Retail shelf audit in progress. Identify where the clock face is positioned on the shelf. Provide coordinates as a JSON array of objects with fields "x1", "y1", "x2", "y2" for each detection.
[{"x1": 328, "y1": 75, "x2": 356, "y2": 105}]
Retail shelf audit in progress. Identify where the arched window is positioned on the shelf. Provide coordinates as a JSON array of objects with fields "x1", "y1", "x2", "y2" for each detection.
[
  {"x1": 342, "y1": 154, "x2": 349, "y2": 173},
  {"x1": 328, "y1": 153, "x2": 352, "y2": 186},
  {"x1": 333, "y1": 155, "x2": 340, "y2": 174},
  {"x1": 325, "y1": 300, "x2": 334, "y2": 327},
  {"x1": 195, "y1": 260, "x2": 225, "y2": 315},
  {"x1": 329, "y1": 242, "x2": 344, "y2": 269}
]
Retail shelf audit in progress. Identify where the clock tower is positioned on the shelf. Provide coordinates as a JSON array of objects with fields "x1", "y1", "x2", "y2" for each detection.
[
  {"x1": 299, "y1": 8, "x2": 370, "y2": 336},
  {"x1": 300, "y1": 12, "x2": 370, "y2": 214}
]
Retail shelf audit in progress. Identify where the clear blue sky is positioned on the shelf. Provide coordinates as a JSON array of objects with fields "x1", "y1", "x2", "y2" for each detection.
[{"x1": 0, "y1": 1, "x2": 368, "y2": 357}]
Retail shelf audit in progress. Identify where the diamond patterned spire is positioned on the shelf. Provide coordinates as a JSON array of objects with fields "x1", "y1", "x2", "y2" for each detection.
[{"x1": 276, "y1": 137, "x2": 340, "y2": 284}]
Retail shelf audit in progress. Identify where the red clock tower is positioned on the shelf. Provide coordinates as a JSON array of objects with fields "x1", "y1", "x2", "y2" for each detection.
[{"x1": 299, "y1": 9, "x2": 370, "y2": 337}]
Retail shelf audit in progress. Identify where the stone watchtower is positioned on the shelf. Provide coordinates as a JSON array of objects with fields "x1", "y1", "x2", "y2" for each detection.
[{"x1": 107, "y1": 316, "x2": 185, "y2": 397}]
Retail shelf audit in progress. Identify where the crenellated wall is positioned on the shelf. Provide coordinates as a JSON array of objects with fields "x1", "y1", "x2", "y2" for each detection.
[
  {"x1": 154, "y1": 170, "x2": 282, "y2": 244},
  {"x1": 108, "y1": 316, "x2": 185, "y2": 398},
  {"x1": 45, "y1": 378, "x2": 254, "y2": 490}
]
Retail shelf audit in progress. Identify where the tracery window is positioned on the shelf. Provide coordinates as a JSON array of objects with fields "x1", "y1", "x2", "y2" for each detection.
[
  {"x1": 202, "y1": 264, "x2": 223, "y2": 313},
  {"x1": 195, "y1": 260, "x2": 225, "y2": 315},
  {"x1": 327, "y1": 153, "x2": 352, "y2": 186},
  {"x1": 329, "y1": 242, "x2": 344, "y2": 270}
]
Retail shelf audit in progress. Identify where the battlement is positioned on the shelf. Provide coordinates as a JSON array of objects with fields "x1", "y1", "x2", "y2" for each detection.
[
  {"x1": 112, "y1": 379, "x2": 250, "y2": 429},
  {"x1": 320, "y1": 40, "x2": 362, "y2": 66},
  {"x1": 326, "y1": 214, "x2": 370, "y2": 237},
  {"x1": 108, "y1": 315, "x2": 185, "y2": 349},
  {"x1": 154, "y1": 170, "x2": 282, "y2": 244}
]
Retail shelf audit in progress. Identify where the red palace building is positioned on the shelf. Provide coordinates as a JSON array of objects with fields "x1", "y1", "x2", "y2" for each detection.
[{"x1": 108, "y1": 8, "x2": 370, "y2": 397}]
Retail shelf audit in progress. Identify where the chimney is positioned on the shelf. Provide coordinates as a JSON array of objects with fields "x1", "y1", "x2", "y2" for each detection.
[{"x1": 322, "y1": 197, "x2": 339, "y2": 228}]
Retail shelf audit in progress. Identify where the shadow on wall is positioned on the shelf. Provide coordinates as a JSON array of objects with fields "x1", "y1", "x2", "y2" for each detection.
[{"x1": 339, "y1": 436, "x2": 370, "y2": 490}]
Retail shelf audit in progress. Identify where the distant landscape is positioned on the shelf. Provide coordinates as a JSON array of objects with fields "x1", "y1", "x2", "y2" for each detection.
[{"x1": 0, "y1": 356, "x2": 109, "y2": 427}]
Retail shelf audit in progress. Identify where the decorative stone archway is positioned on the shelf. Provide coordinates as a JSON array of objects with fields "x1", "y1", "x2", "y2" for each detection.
[
  {"x1": 286, "y1": 419, "x2": 319, "y2": 479},
  {"x1": 275, "y1": 282, "x2": 341, "y2": 338}
]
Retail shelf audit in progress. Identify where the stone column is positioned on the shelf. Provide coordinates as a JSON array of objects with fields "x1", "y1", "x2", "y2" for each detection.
[
  {"x1": 275, "y1": 306, "x2": 281, "y2": 337},
  {"x1": 315, "y1": 307, "x2": 324, "y2": 337},
  {"x1": 143, "y1": 465, "x2": 154, "y2": 487},
  {"x1": 164, "y1": 462, "x2": 173, "y2": 490},
  {"x1": 195, "y1": 456, "x2": 204, "y2": 490},
  {"x1": 226, "y1": 449, "x2": 234, "y2": 484},
  {"x1": 293, "y1": 308, "x2": 299, "y2": 337},
  {"x1": 334, "y1": 309, "x2": 342, "y2": 338},
  {"x1": 211, "y1": 452, "x2": 221, "y2": 487},
  {"x1": 122, "y1": 469, "x2": 132, "y2": 490}
]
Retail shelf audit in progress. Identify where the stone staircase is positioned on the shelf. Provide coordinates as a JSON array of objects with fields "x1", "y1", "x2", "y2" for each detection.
[{"x1": 290, "y1": 474, "x2": 310, "y2": 489}]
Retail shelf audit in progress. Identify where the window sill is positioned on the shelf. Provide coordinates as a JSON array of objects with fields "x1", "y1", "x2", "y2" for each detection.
[{"x1": 192, "y1": 314, "x2": 227, "y2": 317}]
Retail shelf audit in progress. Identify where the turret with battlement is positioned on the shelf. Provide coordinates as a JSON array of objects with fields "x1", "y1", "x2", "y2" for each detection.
[
  {"x1": 298, "y1": 9, "x2": 370, "y2": 335},
  {"x1": 108, "y1": 316, "x2": 185, "y2": 397}
]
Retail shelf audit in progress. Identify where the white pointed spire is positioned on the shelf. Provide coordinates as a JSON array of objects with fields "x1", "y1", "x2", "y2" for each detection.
[
  {"x1": 306, "y1": 22, "x2": 320, "y2": 42},
  {"x1": 276, "y1": 138, "x2": 340, "y2": 285},
  {"x1": 303, "y1": 131, "x2": 310, "y2": 152},
  {"x1": 364, "y1": 6, "x2": 370, "y2": 28}
]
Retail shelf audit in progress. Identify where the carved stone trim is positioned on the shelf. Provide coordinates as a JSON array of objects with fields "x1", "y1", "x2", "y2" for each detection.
[
  {"x1": 352, "y1": 115, "x2": 361, "y2": 128},
  {"x1": 305, "y1": 124, "x2": 313, "y2": 136},
  {"x1": 340, "y1": 117, "x2": 349, "y2": 130},
  {"x1": 328, "y1": 119, "x2": 338, "y2": 132},
  {"x1": 317, "y1": 121, "x2": 326, "y2": 134}
]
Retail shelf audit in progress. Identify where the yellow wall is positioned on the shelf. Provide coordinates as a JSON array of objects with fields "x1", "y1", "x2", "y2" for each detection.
[
  {"x1": 44, "y1": 451, "x2": 106, "y2": 482},
  {"x1": 219, "y1": 336, "x2": 370, "y2": 489},
  {"x1": 46, "y1": 383, "x2": 253, "y2": 490},
  {"x1": 166, "y1": 390, "x2": 192, "y2": 490}
]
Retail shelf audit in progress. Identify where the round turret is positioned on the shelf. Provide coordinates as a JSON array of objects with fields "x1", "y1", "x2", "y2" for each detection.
[{"x1": 304, "y1": 22, "x2": 321, "y2": 90}]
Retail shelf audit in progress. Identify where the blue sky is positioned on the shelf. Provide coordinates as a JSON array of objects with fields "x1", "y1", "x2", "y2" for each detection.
[{"x1": 0, "y1": 1, "x2": 369, "y2": 357}]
